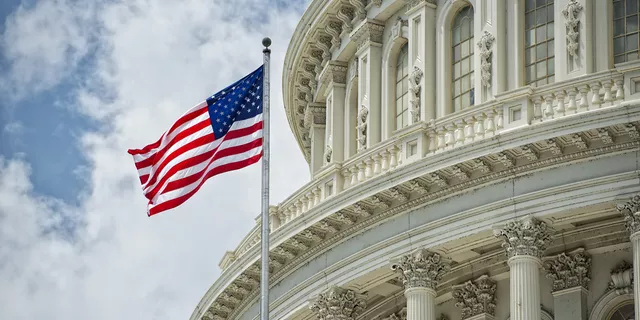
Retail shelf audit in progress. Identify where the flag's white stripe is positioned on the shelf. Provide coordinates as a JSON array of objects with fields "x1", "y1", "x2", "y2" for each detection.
[
  {"x1": 135, "y1": 112, "x2": 263, "y2": 170},
  {"x1": 137, "y1": 124, "x2": 215, "y2": 178},
  {"x1": 143, "y1": 127, "x2": 263, "y2": 195},
  {"x1": 133, "y1": 104, "x2": 209, "y2": 160},
  {"x1": 149, "y1": 145, "x2": 263, "y2": 208}
]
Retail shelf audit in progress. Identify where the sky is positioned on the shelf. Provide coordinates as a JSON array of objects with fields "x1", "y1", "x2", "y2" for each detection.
[{"x1": 0, "y1": 0, "x2": 310, "y2": 319}]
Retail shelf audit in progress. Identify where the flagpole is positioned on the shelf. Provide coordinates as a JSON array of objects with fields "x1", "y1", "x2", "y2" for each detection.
[{"x1": 260, "y1": 37, "x2": 271, "y2": 320}]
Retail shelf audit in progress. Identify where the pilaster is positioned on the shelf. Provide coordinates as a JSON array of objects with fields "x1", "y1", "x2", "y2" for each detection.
[
  {"x1": 555, "y1": 0, "x2": 593, "y2": 81},
  {"x1": 320, "y1": 61, "x2": 348, "y2": 164},
  {"x1": 493, "y1": 217, "x2": 553, "y2": 320},
  {"x1": 391, "y1": 249, "x2": 451, "y2": 320},
  {"x1": 352, "y1": 20, "x2": 384, "y2": 150},
  {"x1": 309, "y1": 286, "x2": 367, "y2": 320},
  {"x1": 407, "y1": 0, "x2": 436, "y2": 123},
  {"x1": 543, "y1": 248, "x2": 591, "y2": 320},
  {"x1": 616, "y1": 195, "x2": 640, "y2": 316},
  {"x1": 506, "y1": 0, "x2": 525, "y2": 89},
  {"x1": 305, "y1": 103, "x2": 326, "y2": 175},
  {"x1": 452, "y1": 275, "x2": 497, "y2": 320}
]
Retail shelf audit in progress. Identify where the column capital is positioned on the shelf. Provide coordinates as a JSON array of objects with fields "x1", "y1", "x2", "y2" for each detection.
[
  {"x1": 543, "y1": 248, "x2": 591, "y2": 292},
  {"x1": 616, "y1": 195, "x2": 640, "y2": 236},
  {"x1": 391, "y1": 249, "x2": 451, "y2": 290},
  {"x1": 452, "y1": 275, "x2": 497, "y2": 319},
  {"x1": 493, "y1": 217, "x2": 552, "y2": 259},
  {"x1": 351, "y1": 20, "x2": 384, "y2": 51},
  {"x1": 309, "y1": 286, "x2": 367, "y2": 320}
]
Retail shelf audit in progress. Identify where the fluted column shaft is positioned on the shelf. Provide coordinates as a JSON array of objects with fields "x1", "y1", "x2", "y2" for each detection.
[
  {"x1": 405, "y1": 287, "x2": 436, "y2": 320},
  {"x1": 508, "y1": 256, "x2": 542, "y2": 320},
  {"x1": 632, "y1": 233, "x2": 640, "y2": 317}
]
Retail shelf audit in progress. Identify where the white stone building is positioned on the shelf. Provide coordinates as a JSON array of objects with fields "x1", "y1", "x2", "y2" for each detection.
[{"x1": 190, "y1": 0, "x2": 640, "y2": 319}]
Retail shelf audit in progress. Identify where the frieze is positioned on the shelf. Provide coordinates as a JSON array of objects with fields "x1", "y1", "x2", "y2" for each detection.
[
  {"x1": 352, "y1": 21, "x2": 384, "y2": 50},
  {"x1": 543, "y1": 248, "x2": 591, "y2": 291}
]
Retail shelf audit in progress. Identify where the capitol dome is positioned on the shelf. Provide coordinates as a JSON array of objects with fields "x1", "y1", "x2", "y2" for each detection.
[{"x1": 191, "y1": 0, "x2": 640, "y2": 319}]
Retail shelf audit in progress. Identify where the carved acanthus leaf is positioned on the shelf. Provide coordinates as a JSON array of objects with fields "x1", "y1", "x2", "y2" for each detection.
[
  {"x1": 452, "y1": 275, "x2": 497, "y2": 319},
  {"x1": 352, "y1": 203, "x2": 374, "y2": 217},
  {"x1": 451, "y1": 165, "x2": 470, "y2": 181},
  {"x1": 389, "y1": 187, "x2": 409, "y2": 202},
  {"x1": 598, "y1": 128, "x2": 614, "y2": 145},
  {"x1": 370, "y1": 196, "x2": 391, "y2": 209},
  {"x1": 562, "y1": 0, "x2": 583, "y2": 57},
  {"x1": 477, "y1": 31, "x2": 495, "y2": 88},
  {"x1": 570, "y1": 134, "x2": 587, "y2": 150},
  {"x1": 496, "y1": 152, "x2": 515, "y2": 167},
  {"x1": 406, "y1": 179, "x2": 429, "y2": 194},
  {"x1": 310, "y1": 286, "x2": 367, "y2": 320},
  {"x1": 546, "y1": 139, "x2": 564, "y2": 155},
  {"x1": 352, "y1": 21, "x2": 384, "y2": 50},
  {"x1": 543, "y1": 248, "x2": 591, "y2": 291},
  {"x1": 493, "y1": 217, "x2": 553, "y2": 259},
  {"x1": 616, "y1": 195, "x2": 640, "y2": 235},
  {"x1": 429, "y1": 173, "x2": 448, "y2": 188},
  {"x1": 391, "y1": 249, "x2": 451, "y2": 289}
]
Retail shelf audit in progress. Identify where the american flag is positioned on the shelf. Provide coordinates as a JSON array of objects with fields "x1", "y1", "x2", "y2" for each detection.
[{"x1": 128, "y1": 66, "x2": 264, "y2": 216}]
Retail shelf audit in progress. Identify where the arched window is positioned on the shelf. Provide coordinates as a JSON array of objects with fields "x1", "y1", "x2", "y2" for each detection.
[
  {"x1": 608, "y1": 301, "x2": 634, "y2": 320},
  {"x1": 613, "y1": 0, "x2": 640, "y2": 64},
  {"x1": 525, "y1": 0, "x2": 555, "y2": 86},
  {"x1": 396, "y1": 44, "x2": 409, "y2": 130},
  {"x1": 452, "y1": 6, "x2": 474, "y2": 112}
]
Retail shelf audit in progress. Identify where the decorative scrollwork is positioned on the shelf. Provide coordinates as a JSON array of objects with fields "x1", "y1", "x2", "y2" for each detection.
[
  {"x1": 562, "y1": 0, "x2": 583, "y2": 57},
  {"x1": 477, "y1": 31, "x2": 495, "y2": 88}
]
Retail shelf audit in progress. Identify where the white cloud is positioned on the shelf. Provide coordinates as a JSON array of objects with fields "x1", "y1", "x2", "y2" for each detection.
[{"x1": 0, "y1": 0, "x2": 310, "y2": 319}]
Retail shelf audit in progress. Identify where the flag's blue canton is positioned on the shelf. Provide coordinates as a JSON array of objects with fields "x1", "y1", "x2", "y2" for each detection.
[{"x1": 206, "y1": 65, "x2": 264, "y2": 139}]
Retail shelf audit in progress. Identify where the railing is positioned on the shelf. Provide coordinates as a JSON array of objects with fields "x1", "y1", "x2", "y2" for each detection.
[{"x1": 220, "y1": 70, "x2": 627, "y2": 271}]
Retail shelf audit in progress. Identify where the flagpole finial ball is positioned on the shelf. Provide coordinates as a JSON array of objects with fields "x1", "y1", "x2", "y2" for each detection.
[{"x1": 262, "y1": 37, "x2": 272, "y2": 48}]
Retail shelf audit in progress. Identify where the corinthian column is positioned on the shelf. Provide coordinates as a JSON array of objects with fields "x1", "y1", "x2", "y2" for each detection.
[
  {"x1": 493, "y1": 217, "x2": 553, "y2": 320},
  {"x1": 391, "y1": 249, "x2": 451, "y2": 320},
  {"x1": 309, "y1": 286, "x2": 367, "y2": 320},
  {"x1": 616, "y1": 195, "x2": 640, "y2": 316}
]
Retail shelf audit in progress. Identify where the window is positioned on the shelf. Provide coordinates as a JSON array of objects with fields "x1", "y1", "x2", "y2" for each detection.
[
  {"x1": 525, "y1": 0, "x2": 555, "y2": 86},
  {"x1": 613, "y1": 0, "x2": 640, "y2": 64},
  {"x1": 452, "y1": 6, "x2": 474, "y2": 112},
  {"x1": 396, "y1": 44, "x2": 409, "y2": 129},
  {"x1": 608, "y1": 302, "x2": 635, "y2": 320}
]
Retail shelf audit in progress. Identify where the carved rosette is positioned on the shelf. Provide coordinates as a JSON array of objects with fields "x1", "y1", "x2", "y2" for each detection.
[
  {"x1": 562, "y1": 0, "x2": 583, "y2": 57},
  {"x1": 391, "y1": 249, "x2": 451, "y2": 290},
  {"x1": 543, "y1": 248, "x2": 591, "y2": 291},
  {"x1": 409, "y1": 66, "x2": 423, "y2": 123},
  {"x1": 477, "y1": 31, "x2": 495, "y2": 88},
  {"x1": 608, "y1": 261, "x2": 634, "y2": 295},
  {"x1": 309, "y1": 286, "x2": 367, "y2": 320},
  {"x1": 352, "y1": 21, "x2": 385, "y2": 50},
  {"x1": 616, "y1": 195, "x2": 640, "y2": 235},
  {"x1": 493, "y1": 217, "x2": 553, "y2": 259},
  {"x1": 452, "y1": 275, "x2": 497, "y2": 319},
  {"x1": 357, "y1": 105, "x2": 369, "y2": 151}
]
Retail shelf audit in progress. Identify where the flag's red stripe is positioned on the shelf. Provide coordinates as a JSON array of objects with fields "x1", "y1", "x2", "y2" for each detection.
[
  {"x1": 142, "y1": 132, "x2": 216, "y2": 191},
  {"x1": 147, "y1": 153, "x2": 263, "y2": 216},
  {"x1": 224, "y1": 121, "x2": 263, "y2": 140},
  {"x1": 134, "y1": 118, "x2": 212, "y2": 170},
  {"x1": 128, "y1": 105, "x2": 209, "y2": 155},
  {"x1": 160, "y1": 138, "x2": 263, "y2": 195}
]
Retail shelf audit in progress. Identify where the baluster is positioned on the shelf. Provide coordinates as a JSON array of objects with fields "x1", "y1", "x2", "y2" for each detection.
[
  {"x1": 464, "y1": 116, "x2": 476, "y2": 142},
  {"x1": 302, "y1": 197, "x2": 309, "y2": 213},
  {"x1": 390, "y1": 146, "x2": 399, "y2": 168},
  {"x1": 454, "y1": 120, "x2": 465, "y2": 146},
  {"x1": 350, "y1": 166, "x2": 358, "y2": 186},
  {"x1": 357, "y1": 162, "x2": 366, "y2": 182},
  {"x1": 555, "y1": 90, "x2": 566, "y2": 117},
  {"x1": 566, "y1": 87, "x2": 578, "y2": 114},
  {"x1": 342, "y1": 169, "x2": 351, "y2": 189},
  {"x1": 313, "y1": 187, "x2": 321, "y2": 205},
  {"x1": 445, "y1": 124, "x2": 455, "y2": 148},
  {"x1": 485, "y1": 110, "x2": 496, "y2": 136},
  {"x1": 365, "y1": 158, "x2": 374, "y2": 178},
  {"x1": 476, "y1": 113, "x2": 486, "y2": 139},
  {"x1": 496, "y1": 109, "x2": 504, "y2": 131},
  {"x1": 603, "y1": 80, "x2": 614, "y2": 104},
  {"x1": 577, "y1": 85, "x2": 589, "y2": 111},
  {"x1": 381, "y1": 150, "x2": 390, "y2": 171},
  {"x1": 615, "y1": 78, "x2": 625, "y2": 100},
  {"x1": 591, "y1": 81, "x2": 602, "y2": 108},
  {"x1": 295, "y1": 201, "x2": 302, "y2": 217},
  {"x1": 543, "y1": 93, "x2": 555, "y2": 119},
  {"x1": 373, "y1": 154, "x2": 382, "y2": 175},
  {"x1": 436, "y1": 127, "x2": 446, "y2": 151},
  {"x1": 532, "y1": 96, "x2": 543, "y2": 121},
  {"x1": 427, "y1": 128, "x2": 437, "y2": 153}
]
